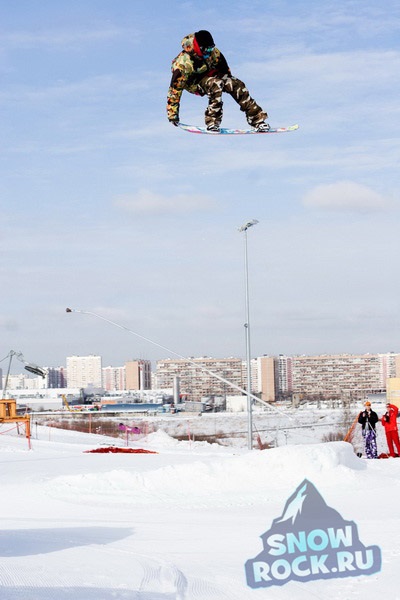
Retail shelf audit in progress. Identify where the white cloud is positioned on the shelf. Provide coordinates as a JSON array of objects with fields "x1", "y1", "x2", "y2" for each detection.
[
  {"x1": 113, "y1": 189, "x2": 215, "y2": 215},
  {"x1": 0, "y1": 75, "x2": 149, "y2": 106},
  {"x1": 229, "y1": 6, "x2": 400, "y2": 40},
  {"x1": 1, "y1": 27, "x2": 134, "y2": 49},
  {"x1": 241, "y1": 49, "x2": 400, "y2": 91},
  {"x1": 302, "y1": 181, "x2": 390, "y2": 212}
]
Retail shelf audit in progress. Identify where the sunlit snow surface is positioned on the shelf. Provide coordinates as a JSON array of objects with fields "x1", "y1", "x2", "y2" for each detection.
[{"x1": 0, "y1": 421, "x2": 399, "y2": 600}]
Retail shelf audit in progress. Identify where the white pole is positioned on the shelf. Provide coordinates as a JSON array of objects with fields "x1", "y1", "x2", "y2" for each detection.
[
  {"x1": 238, "y1": 220, "x2": 258, "y2": 451},
  {"x1": 244, "y1": 229, "x2": 253, "y2": 450}
]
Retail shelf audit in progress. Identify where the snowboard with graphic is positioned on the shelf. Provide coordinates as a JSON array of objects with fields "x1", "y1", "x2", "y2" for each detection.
[{"x1": 178, "y1": 123, "x2": 299, "y2": 135}]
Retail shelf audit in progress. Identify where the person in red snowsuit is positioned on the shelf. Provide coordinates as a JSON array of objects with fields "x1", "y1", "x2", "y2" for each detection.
[{"x1": 381, "y1": 403, "x2": 400, "y2": 457}]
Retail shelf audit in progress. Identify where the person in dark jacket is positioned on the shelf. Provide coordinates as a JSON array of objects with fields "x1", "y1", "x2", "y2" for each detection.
[
  {"x1": 167, "y1": 30, "x2": 269, "y2": 132},
  {"x1": 381, "y1": 402, "x2": 400, "y2": 457},
  {"x1": 358, "y1": 401, "x2": 379, "y2": 459}
]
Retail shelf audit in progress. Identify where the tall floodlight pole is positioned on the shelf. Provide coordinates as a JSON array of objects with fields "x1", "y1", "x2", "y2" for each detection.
[{"x1": 238, "y1": 219, "x2": 259, "y2": 450}]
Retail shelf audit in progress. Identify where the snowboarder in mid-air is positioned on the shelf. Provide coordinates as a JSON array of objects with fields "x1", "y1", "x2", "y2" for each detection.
[{"x1": 167, "y1": 30, "x2": 269, "y2": 132}]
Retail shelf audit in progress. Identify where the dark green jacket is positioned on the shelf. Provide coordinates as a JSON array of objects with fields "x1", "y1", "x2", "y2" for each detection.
[{"x1": 167, "y1": 33, "x2": 230, "y2": 122}]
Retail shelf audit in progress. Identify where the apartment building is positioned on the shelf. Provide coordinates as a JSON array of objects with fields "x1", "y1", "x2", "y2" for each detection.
[
  {"x1": 102, "y1": 366, "x2": 126, "y2": 391},
  {"x1": 386, "y1": 377, "x2": 400, "y2": 408},
  {"x1": 289, "y1": 353, "x2": 398, "y2": 399},
  {"x1": 275, "y1": 355, "x2": 293, "y2": 397},
  {"x1": 125, "y1": 360, "x2": 151, "y2": 391},
  {"x1": 66, "y1": 355, "x2": 102, "y2": 389},
  {"x1": 155, "y1": 357, "x2": 244, "y2": 401},
  {"x1": 4, "y1": 372, "x2": 48, "y2": 390},
  {"x1": 255, "y1": 356, "x2": 276, "y2": 402},
  {"x1": 47, "y1": 367, "x2": 67, "y2": 388}
]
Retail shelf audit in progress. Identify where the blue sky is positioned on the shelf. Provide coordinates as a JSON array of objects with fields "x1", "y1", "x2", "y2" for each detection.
[{"x1": 1, "y1": 0, "x2": 399, "y2": 372}]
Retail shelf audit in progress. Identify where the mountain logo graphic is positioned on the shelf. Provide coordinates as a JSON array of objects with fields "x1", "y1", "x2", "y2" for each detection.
[{"x1": 245, "y1": 479, "x2": 381, "y2": 588}]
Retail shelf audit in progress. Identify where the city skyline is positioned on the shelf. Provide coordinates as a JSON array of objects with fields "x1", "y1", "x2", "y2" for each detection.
[
  {"x1": 3, "y1": 350, "x2": 399, "y2": 404},
  {"x1": 4, "y1": 348, "x2": 400, "y2": 376},
  {"x1": 1, "y1": 1, "x2": 399, "y2": 368}
]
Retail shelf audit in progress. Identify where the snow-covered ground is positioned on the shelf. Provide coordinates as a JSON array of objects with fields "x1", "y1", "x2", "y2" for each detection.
[
  {"x1": 0, "y1": 412, "x2": 399, "y2": 599},
  {"x1": 39, "y1": 403, "x2": 388, "y2": 454}
]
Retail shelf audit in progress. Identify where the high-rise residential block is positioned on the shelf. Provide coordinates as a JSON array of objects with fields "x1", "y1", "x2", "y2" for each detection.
[
  {"x1": 125, "y1": 360, "x2": 151, "y2": 391},
  {"x1": 47, "y1": 366, "x2": 67, "y2": 388},
  {"x1": 255, "y1": 356, "x2": 276, "y2": 402},
  {"x1": 66, "y1": 355, "x2": 102, "y2": 389},
  {"x1": 156, "y1": 357, "x2": 244, "y2": 401},
  {"x1": 102, "y1": 366, "x2": 126, "y2": 391},
  {"x1": 289, "y1": 353, "x2": 397, "y2": 400}
]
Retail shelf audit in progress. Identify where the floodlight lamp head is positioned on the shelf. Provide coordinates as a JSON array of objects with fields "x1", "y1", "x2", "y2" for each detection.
[
  {"x1": 24, "y1": 363, "x2": 47, "y2": 378},
  {"x1": 238, "y1": 219, "x2": 259, "y2": 232}
]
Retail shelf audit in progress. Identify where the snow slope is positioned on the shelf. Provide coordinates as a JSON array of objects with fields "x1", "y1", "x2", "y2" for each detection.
[{"x1": 0, "y1": 425, "x2": 399, "y2": 599}]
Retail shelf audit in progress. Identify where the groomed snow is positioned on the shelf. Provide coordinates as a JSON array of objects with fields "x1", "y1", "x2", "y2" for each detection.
[{"x1": 0, "y1": 424, "x2": 399, "y2": 599}]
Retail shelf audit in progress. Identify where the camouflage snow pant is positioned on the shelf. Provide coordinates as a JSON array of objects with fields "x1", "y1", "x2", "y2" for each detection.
[
  {"x1": 363, "y1": 429, "x2": 378, "y2": 459},
  {"x1": 197, "y1": 75, "x2": 268, "y2": 128}
]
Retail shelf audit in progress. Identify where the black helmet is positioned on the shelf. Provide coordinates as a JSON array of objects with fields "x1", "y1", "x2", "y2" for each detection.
[{"x1": 195, "y1": 30, "x2": 215, "y2": 50}]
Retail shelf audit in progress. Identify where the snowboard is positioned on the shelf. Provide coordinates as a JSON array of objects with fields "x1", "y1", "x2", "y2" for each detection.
[{"x1": 178, "y1": 123, "x2": 299, "y2": 135}]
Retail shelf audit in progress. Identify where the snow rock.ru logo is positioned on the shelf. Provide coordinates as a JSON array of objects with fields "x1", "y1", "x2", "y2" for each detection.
[{"x1": 245, "y1": 479, "x2": 381, "y2": 588}]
